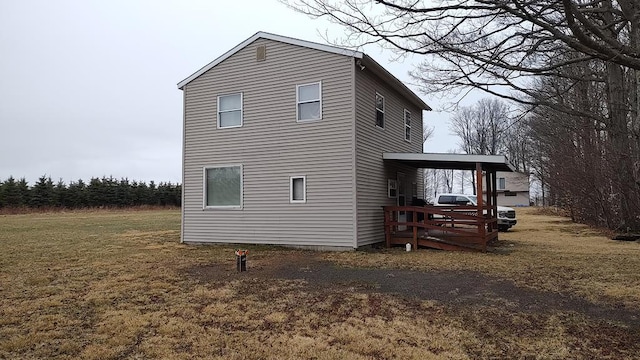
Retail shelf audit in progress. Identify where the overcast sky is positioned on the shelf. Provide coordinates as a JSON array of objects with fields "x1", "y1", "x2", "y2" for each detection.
[{"x1": 0, "y1": 0, "x2": 457, "y2": 185}]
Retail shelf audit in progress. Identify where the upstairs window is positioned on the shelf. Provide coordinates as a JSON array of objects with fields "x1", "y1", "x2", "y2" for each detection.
[
  {"x1": 375, "y1": 92, "x2": 385, "y2": 128},
  {"x1": 404, "y1": 109, "x2": 411, "y2": 142},
  {"x1": 498, "y1": 177, "x2": 506, "y2": 190},
  {"x1": 297, "y1": 82, "x2": 322, "y2": 121},
  {"x1": 217, "y1": 93, "x2": 243, "y2": 128}
]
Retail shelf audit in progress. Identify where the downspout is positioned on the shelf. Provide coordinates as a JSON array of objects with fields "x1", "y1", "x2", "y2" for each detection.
[
  {"x1": 351, "y1": 58, "x2": 358, "y2": 249},
  {"x1": 180, "y1": 87, "x2": 186, "y2": 243}
]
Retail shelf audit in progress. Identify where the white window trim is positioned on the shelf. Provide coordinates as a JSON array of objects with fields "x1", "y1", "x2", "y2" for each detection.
[
  {"x1": 404, "y1": 109, "x2": 411, "y2": 142},
  {"x1": 375, "y1": 92, "x2": 385, "y2": 129},
  {"x1": 498, "y1": 177, "x2": 506, "y2": 190},
  {"x1": 289, "y1": 176, "x2": 307, "y2": 203},
  {"x1": 296, "y1": 82, "x2": 322, "y2": 122},
  {"x1": 217, "y1": 93, "x2": 243, "y2": 129},
  {"x1": 202, "y1": 164, "x2": 243, "y2": 210}
]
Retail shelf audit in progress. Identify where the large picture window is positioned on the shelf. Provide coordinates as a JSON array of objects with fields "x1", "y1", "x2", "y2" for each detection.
[
  {"x1": 375, "y1": 92, "x2": 385, "y2": 129},
  {"x1": 404, "y1": 109, "x2": 411, "y2": 142},
  {"x1": 296, "y1": 82, "x2": 322, "y2": 121},
  {"x1": 204, "y1": 165, "x2": 242, "y2": 208},
  {"x1": 217, "y1": 93, "x2": 243, "y2": 128}
]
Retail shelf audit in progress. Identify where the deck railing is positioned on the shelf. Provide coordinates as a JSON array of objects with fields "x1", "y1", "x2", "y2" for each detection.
[{"x1": 382, "y1": 205, "x2": 499, "y2": 252}]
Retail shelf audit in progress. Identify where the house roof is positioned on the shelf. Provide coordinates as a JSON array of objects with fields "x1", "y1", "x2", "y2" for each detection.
[
  {"x1": 177, "y1": 31, "x2": 431, "y2": 110},
  {"x1": 383, "y1": 152, "x2": 516, "y2": 172}
]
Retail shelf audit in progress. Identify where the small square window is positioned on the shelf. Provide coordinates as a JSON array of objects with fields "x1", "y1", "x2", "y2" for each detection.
[
  {"x1": 290, "y1": 176, "x2": 306, "y2": 203},
  {"x1": 217, "y1": 93, "x2": 243, "y2": 128},
  {"x1": 297, "y1": 82, "x2": 322, "y2": 121},
  {"x1": 375, "y1": 93, "x2": 385, "y2": 129}
]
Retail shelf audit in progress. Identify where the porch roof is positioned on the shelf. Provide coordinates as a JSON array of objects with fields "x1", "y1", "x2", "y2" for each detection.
[{"x1": 383, "y1": 152, "x2": 516, "y2": 172}]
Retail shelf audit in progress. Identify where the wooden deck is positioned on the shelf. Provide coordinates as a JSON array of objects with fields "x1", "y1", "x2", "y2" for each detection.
[{"x1": 383, "y1": 205, "x2": 499, "y2": 252}]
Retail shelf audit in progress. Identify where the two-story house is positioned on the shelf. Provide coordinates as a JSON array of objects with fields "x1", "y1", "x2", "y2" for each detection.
[{"x1": 177, "y1": 31, "x2": 430, "y2": 250}]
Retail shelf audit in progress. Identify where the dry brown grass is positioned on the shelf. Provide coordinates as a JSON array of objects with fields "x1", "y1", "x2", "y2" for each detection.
[{"x1": 1, "y1": 208, "x2": 639, "y2": 359}]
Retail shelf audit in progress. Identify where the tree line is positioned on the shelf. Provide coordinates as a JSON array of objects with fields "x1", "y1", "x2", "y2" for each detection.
[{"x1": 0, "y1": 175, "x2": 181, "y2": 209}]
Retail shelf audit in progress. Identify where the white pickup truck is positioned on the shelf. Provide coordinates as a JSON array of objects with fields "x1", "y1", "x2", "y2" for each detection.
[{"x1": 434, "y1": 193, "x2": 517, "y2": 231}]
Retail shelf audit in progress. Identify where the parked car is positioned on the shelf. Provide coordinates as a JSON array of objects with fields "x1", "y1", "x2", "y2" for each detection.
[{"x1": 434, "y1": 193, "x2": 517, "y2": 231}]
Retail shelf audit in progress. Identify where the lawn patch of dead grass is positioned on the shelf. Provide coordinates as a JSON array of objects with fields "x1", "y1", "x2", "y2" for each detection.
[{"x1": 1, "y1": 208, "x2": 639, "y2": 359}]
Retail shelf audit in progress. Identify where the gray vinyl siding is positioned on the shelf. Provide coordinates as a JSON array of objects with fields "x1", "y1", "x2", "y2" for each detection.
[
  {"x1": 498, "y1": 171, "x2": 530, "y2": 192},
  {"x1": 354, "y1": 67, "x2": 424, "y2": 247},
  {"x1": 182, "y1": 38, "x2": 355, "y2": 248},
  {"x1": 483, "y1": 171, "x2": 530, "y2": 206},
  {"x1": 498, "y1": 192, "x2": 530, "y2": 207}
]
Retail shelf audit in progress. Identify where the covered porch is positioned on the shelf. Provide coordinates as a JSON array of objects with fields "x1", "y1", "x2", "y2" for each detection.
[{"x1": 382, "y1": 153, "x2": 516, "y2": 252}]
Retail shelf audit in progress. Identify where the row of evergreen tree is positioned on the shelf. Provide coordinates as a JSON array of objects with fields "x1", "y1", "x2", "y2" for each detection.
[{"x1": 0, "y1": 176, "x2": 181, "y2": 209}]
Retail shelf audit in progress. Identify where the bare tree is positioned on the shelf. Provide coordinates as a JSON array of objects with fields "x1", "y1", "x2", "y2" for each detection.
[
  {"x1": 423, "y1": 123, "x2": 434, "y2": 145},
  {"x1": 286, "y1": 0, "x2": 639, "y2": 160},
  {"x1": 503, "y1": 117, "x2": 533, "y2": 174},
  {"x1": 450, "y1": 98, "x2": 518, "y2": 193},
  {"x1": 527, "y1": 56, "x2": 640, "y2": 229},
  {"x1": 423, "y1": 168, "x2": 458, "y2": 201},
  {"x1": 442, "y1": 168, "x2": 454, "y2": 193},
  {"x1": 286, "y1": 1, "x2": 640, "y2": 107},
  {"x1": 456, "y1": 170, "x2": 469, "y2": 194},
  {"x1": 423, "y1": 168, "x2": 441, "y2": 202},
  {"x1": 286, "y1": 0, "x2": 640, "y2": 230},
  {"x1": 450, "y1": 98, "x2": 510, "y2": 156}
]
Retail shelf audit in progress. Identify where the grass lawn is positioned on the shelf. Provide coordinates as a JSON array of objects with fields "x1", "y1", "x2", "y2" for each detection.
[{"x1": 1, "y1": 208, "x2": 639, "y2": 359}]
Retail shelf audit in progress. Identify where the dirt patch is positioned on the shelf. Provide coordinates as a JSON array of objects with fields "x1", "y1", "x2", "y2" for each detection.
[{"x1": 185, "y1": 251, "x2": 640, "y2": 329}]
